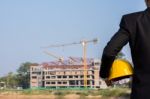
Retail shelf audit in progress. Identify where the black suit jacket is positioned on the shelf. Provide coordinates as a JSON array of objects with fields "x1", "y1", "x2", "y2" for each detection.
[{"x1": 100, "y1": 7, "x2": 150, "y2": 99}]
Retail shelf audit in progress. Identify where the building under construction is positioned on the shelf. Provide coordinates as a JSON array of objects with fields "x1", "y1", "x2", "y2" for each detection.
[{"x1": 30, "y1": 57, "x2": 107, "y2": 89}]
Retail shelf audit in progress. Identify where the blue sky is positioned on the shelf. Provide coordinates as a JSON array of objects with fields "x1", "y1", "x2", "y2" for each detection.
[{"x1": 0, "y1": 0, "x2": 146, "y2": 76}]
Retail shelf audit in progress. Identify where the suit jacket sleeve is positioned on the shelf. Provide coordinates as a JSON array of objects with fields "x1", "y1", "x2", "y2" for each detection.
[{"x1": 100, "y1": 16, "x2": 130, "y2": 78}]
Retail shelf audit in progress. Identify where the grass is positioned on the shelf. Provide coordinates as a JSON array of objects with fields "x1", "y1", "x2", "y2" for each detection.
[
  {"x1": 0, "y1": 87, "x2": 131, "y2": 98},
  {"x1": 99, "y1": 88, "x2": 130, "y2": 97}
]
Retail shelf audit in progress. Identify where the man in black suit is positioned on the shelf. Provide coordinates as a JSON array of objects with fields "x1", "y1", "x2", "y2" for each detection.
[{"x1": 100, "y1": 0, "x2": 150, "y2": 99}]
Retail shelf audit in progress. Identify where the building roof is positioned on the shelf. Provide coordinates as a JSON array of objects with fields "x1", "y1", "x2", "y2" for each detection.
[
  {"x1": 42, "y1": 65, "x2": 93, "y2": 69},
  {"x1": 41, "y1": 57, "x2": 94, "y2": 66},
  {"x1": 39, "y1": 57, "x2": 94, "y2": 69}
]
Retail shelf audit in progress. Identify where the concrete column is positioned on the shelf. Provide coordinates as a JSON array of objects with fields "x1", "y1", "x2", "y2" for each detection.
[
  {"x1": 67, "y1": 81, "x2": 69, "y2": 88},
  {"x1": 79, "y1": 80, "x2": 81, "y2": 88},
  {"x1": 56, "y1": 81, "x2": 58, "y2": 89},
  {"x1": 90, "y1": 80, "x2": 93, "y2": 88}
]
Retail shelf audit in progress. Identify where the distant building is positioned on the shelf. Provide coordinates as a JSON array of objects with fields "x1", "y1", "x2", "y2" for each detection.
[
  {"x1": 30, "y1": 57, "x2": 107, "y2": 89},
  {"x1": 0, "y1": 82, "x2": 6, "y2": 89}
]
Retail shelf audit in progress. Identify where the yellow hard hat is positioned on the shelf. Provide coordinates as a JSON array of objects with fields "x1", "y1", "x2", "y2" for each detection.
[{"x1": 108, "y1": 59, "x2": 133, "y2": 81}]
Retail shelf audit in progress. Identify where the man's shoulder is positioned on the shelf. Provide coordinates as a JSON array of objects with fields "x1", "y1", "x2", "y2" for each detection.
[
  {"x1": 121, "y1": 10, "x2": 145, "y2": 33},
  {"x1": 123, "y1": 10, "x2": 144, "y2": 19}
]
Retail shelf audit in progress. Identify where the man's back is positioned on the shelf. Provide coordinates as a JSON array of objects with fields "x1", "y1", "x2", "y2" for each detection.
[
  {"x1": 100, "y1": 8, "x2": 150, "y2": 99},
  {"x1": 128, "y1": 8, "x2": 150, "y2": 99}
]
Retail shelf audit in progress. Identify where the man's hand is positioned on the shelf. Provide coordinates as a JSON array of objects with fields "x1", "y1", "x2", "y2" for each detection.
[{"x1": 104, "y1": 79, "x2": 112, "y2": 86}]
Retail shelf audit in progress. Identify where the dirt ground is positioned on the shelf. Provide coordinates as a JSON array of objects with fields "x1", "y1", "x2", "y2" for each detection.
[
  {"x1": 0, "y1": 94, "x2": 129, "y2": 99},
  {"x1": 0, "y1": 94, "x2": 102, "y2": 99}
]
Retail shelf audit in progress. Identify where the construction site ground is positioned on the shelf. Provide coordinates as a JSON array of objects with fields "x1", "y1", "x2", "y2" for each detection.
[{"x1": 0, "y1": 87, "x2": 130, "y2": 99}]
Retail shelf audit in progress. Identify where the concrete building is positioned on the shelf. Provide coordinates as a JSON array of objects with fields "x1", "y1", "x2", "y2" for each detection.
[{"x1": 30, "y1": 58, "x2": 107, "y2": 89}]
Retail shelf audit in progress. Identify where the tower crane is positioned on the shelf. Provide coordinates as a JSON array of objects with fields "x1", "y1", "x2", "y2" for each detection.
[
  {"x1": 43, "y1": 50, "x2": 64, "y2": 63},
  {"x1": 43, "y1": 38, "x2": 98, "y2": 88}
]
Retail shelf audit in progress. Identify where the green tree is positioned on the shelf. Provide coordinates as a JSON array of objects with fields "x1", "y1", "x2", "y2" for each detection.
[
  {"x1": 7, "y1": 72, "x2": 18, "y2": 88},
  {"x1": 0, "y1": 62, "x2": 38, "y2": 89},
  {"x1": 17, "y1": 62, "x2": 33, "y2": 89},
  {"x1": 0, "y1": 72, "x2": 18, "y2": 88}
]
